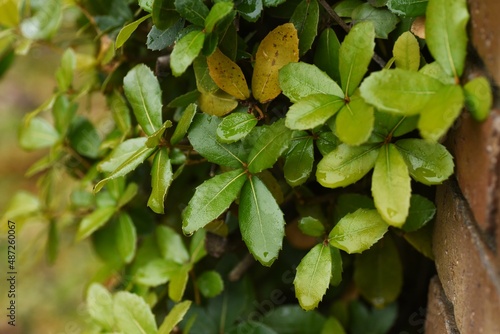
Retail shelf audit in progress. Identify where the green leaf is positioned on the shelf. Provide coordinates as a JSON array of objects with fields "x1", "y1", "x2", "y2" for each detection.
[
  {"x1": 205, "y1": 2, "x2": 233, "y2": 33},
  {"x1": 147, "y1": 19, "x2": 185, "y2": 51},
  {"x1": 403, "y1": 222, "x2": 434, "y2": 259},
  {"x1": 285, "y1": 94, "x2": 344, "y2": 130},
  {"x1": 464, "y1": 76, "x2": 492, "y2": 121},
  {"x1": 298, "y1": 216, "x2": 325, "y2": 237},
  {"x1": 354, "y1": 236, "x2": 403, "y2": 307},
  {"x1": 359, "y1": 68, "x2": 443, "y2": 115},
  {"x1": 158, "y1": 300, "x2": 192, "y2": 334},
  {"x1": 170, "y1": 103, "x2": 197, "y2": 145},
  {"x1": 0, "y1": 0, "x2": 19, "y2": 27},
  {"x1": 335, "y1": 95, "x2": 374, "y2": 146},
  {"x1": 99, "y1": 138, "x2": 147, "y2": 172},
  {"x1": 76, "y1": 206, "x2": 115, "y2": 241},
  {"x1": 147, "y1": 148, "x2": 173, "y2": 214},
  {"x1": 239, "y1": 176, "x2": 285, "y2": 266},
  {"x1": 418, "y1": 84, "x2": 464, "y2": 141},
  {"x1": 247, "y1": 119, "x2": 293, "y2": 173},
  {"x1": 284, "y1": 135, "x2": 314, "y2": 186},
  {"x1": 134, "y1": 258, "x2": 180, "y2": 286},
  {"x1": 264, "y1": 0, "x2": 287, "y2": 6},
  {"x1": 113, "y1": 291, "x2": 158, "y2": 334},
  {"x1": 419, "y1": 62, "x2": 455, "y2": 85},
  {"x1": 20, "y1": 0, "x2": 62, "y2": 40},
  {"x1": 116, "y1": 14, "x2": 152, "y2": 49},
  {"x1": 279, "y1": 62, "x2": 344, "y2": 102},
  {"x1": 146, "y1": 120, "x2": 172, "y2": 148},
  {"x1": 139, "y1": 0, "x2": 154, "y2": 12},
  {"x1": 393, "y1": 31, "x2": 420, "y2": 72},
  {"x1": 330, "y1": 247, "x2": 343, "y2": 286},
  {"x1": 313, "y1": 28, "x2": 341, "y2": 83},
  {"x1": 395, "y1": 138, "x2": 454, "y2": 185},
  {"x1": 19, "y1": 117, "x2": 59, "y2": 150},
  {"x1": 333, "y1": 193, "x2": 375, "y2": 222},
  {"x1": 402, "y1": 195, "x2": 436, "y2": 232},
  {"x1": 188, "y1": 113, "x2": 247, "y2": 168},
  {"x1": 294, "y1": 243, "x2": 332, "y2": 310},
  {"x1": 351, "y1": 4, "x2": 398, "y2": 39},
  {"x1": 321, "y1": 317, "x2": 346, "y2": 334},
  {"x1": 197, "y1": 270, "x2": 224, "y2": 297},
  {"x1": 349, "y1": 301, "x2": 397, "y2": 334},
  {"x1": 237, "y1": 0, "x2": 263, "y2": 22},
  {"x1": 290, "y1": 0, "x2": 319, "y2": 56},
  {"x1": 339, "y1": 21, "x2": 375, "y2": 97},
  {"x1": 189, "y1": 229, "x2": 207, "y2": 263},
  {"x1": 183, "y1": 169, "x2": 247, "y2": 234},
  {"x1": 174, "y1": 0, "x2": 209, "y2": 26},
  {"x1": 123, "y1": 64, "x2": 163, "y2": 136},
  {"x1": 316, "y1": 130, "x2": 340, "y2": 156},
  {"x1": 217, "y1": 112, "x2": 258, "y2": 144},
  {"x1": 108, "y1": 91, "x2": 131, "y2": 134},
  {"x1": 68, "y1": 116, "x2": 101, "y2": 159},
  {"x1": 334, "y1": 0, "x2": 364, "y2": 17},
  {"x1": 329, "y1": 209, "x2": 388, "y2": 253},
  {"x1": 46, "y1": 220, "x2": 59, "y2": 264},
  {"x1": 56, "y1": 48, "x2": 76, "y2": 92},
  {"x1": 87, "y1": 283, "x2": 114, "y2": 330},
  {"x1": 316, "y1": 143, "x2": 380, "y2": 188},
  {"x1": 372, "y1": 144, "x2": 411, "y2": 227},
  {"x1": 169, "y1": 264, "x2": 190, "y2": 302},
  {"x1": 194, "y1": 55, "x2": 219, "y2": 93},
  {"x1": 425, "y1": 0, "x2": 469, "y2": 79},
  {"x1": 156, "y1": 225, "x2": 190, "y2": 264},
  {"x1": 168, "y1": 90, "x2": 200, "y2": 108},
  {"x1": 171, "y1": 29, "x2": 205, "y2": 77},
  {"x1": 153, "y1": 0, "x2": 180, "y2": 30},
  {"x1": 116, "y1": 213, "x2": 137, "y2": 263},
  {"x1": 261, "y1": 305, "x2": 326, "y2": 333},
  {"x1": 387, "y1": 0, "x2": 428, "y2": 16}
]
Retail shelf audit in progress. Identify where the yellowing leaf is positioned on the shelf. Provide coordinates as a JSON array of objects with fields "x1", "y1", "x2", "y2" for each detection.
[
  {"x1": 198, "y1": 90, "x2": 238, "y2": 116},
  {"x1": 207, "y1": 48, "x2": 250, "y2": 100},
  {"x1": 252, "y1": 23, "x2": 299, "y2": 103}
]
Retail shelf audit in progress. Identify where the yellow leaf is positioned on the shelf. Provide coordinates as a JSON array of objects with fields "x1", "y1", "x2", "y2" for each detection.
[
  {"x1": 198, "y1": 90, "x2": 238, "y2": 117},
  {"x1": 207, "y1": 48, "x2": 250, "y2": 100},
  {"x1": 252, "y1": 23, "x2": 299, "y2": 103}
]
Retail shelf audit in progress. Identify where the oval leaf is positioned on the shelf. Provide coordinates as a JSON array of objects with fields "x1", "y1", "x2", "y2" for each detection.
[
  {"x1": 464, "y1": 76, "x2": 492, "y2": 122},
  {"x1": 19, "y1": 117, "x2": 59, "y2": 150},
  {"x1": 335, "y1": 95, "x2": 374, "y2": 146},
  {"x1": 205, "y1": 2, "x2": 234, "y2": 33},
  {"x1": 298, "y1": 216, "x2": 325, "y2": 237},
  {"x1": 198, "y1": 90, "x2": 238, "y2": 116},
  {"x1": 182, "y1": 169, "x2": 247, "y2": 234},
  {"x1": 316, "y1": 143, "x2": 380, "y2": 188},
  {"x1": 87, "y1": 283, "x2": 114, "y2": 330},
  {"x1": 351, "y1": 4, "x2": 398, "y2": 39},
  {"x1": 207, "y1": 48, "x2": 250, "y2": 100},
  {"x1": 76, "y1": 206, "x2": 115, "y2": 241},
  {"x1": 197, "y1": 270, "x2": 224, "y2": 298},
  {"x1": 314, "y1": 28, "x2": 341, "y2": 83},
  {"x1": 285, "y1": 94, "x2": 345, "y2": 130},
  {"x1": 113, "y1": 291, "x2": 158, "y2": 334},
  {"x1": 371, "y1": 144, "x2": 411, "y2": 227},
  {"x1": 290, "y1": 0, "x2": 319, "y2": 56},
  {"x1": 239, "y1": 176, "x2": 285, "y2": 266},
  {"x1": 393, "y1": 31, "x2": 420, "y2": 72},
  {"x1": 328, "y1": 208, "x2": 388, "y2": 253},
  {"x1": 402, "y1": 195, "x2": 436, "y2": 232},
  {"x1": 148, "y1": 148, "x2": 173, "y2": 214},
  {"x1": 216, "y1": 112, "x2": 258, "y2": 143},
  {"x1": 252, "y1": 23, "x2": 299, "y2": 103},
  {"x1": 294, "y1": 243, "x2": 332, "y2": 310},
  {"x1": 174, "y1": 0, "x2": 209, "y2": 26},
  {"x1": 284, "y1": 135, "x2": 314, "y2": 186},
  {"x1": 134, "y1": 259, "x2": 180, "y2": 286},
  {"x1": 170, "y1": 29, "x2": 205, "y2": 77}
]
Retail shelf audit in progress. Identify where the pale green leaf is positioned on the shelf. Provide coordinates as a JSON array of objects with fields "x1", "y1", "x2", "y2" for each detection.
[
  {"x1": 148, "y1": 148, "x2": 173, "y2": 214},
  {"x1": 205, "y1": 2, "x2": 233, "y2": 33},
  {"x1": 372, "y1": 144, "x2": 411, "y2": 227},
  {"x1": 193, "y1": 55, "x2": 219, "y2": 93},
  {"x1": 20, "y1": 0, "x2": 62, "y2": 40},
  {"x1": 87, "y1": 283, "x2": 114, "y2": 330},
  {"x1": 393, "y1": 31, "x2": 420, "y2": 71},
  {"x1": 56, "y1": 48, "x2": 76, "y2": 92},
  {"x1": 156, "y1": 225, "x2": 190, "y2": 264},
  {"x1": 170, "y1": 29, "x2": 205, "y2": 77},
  {"x1": 419, "y1": 62, "x2": 455, "y2": 85},
  {"x1": 197, "y1": 270, "x2": 224, "y2": 298},
  {"x1": 183, "y1": 169, "x2": 247, "y2": 234},
  {"x1": 76, "y1": 206, "x2": 115, "y2": 241},
  {"x1": 216, "y1": 112, "x2": 258, "y2": 143},
  {"x1": 335, "y1": 95, "x2": 374, "y2": 146},
  {"x1": 113, "y1": 291, "x2": 158, "y2": 334},
  {"x1": 158, "y1": 301, "x2": 192, "y2": 334},
  {"x1": 116, "y1": 213, "x2": 137, "y2": 263},
  {"x1": 189, "y1": 230, "x2": 207, "y2": 264},
  {"x1": 285, "y1": 94, "x2": 344, "y2": 130},
  {"x1": 1, "y1": 191, "x2": 40, "y2": 222},
  {"x1": 123, "y1": 64, "x2": 163, "y2": 136},
  {"x1": 168, "y1": 264, "x2": 190, "y2": 302},
  {"x1": 294, "y1": 243, "x2": 332, "y2": 310},
  {"x1": 198, "y1": 90, "x2": 238, "y2": 116},
  {"x1": 316, "y1": 143, "x2": 380, "y2": 188},
  {"x1": 239, "y1": 176, "x2": 285, "y2": 266},
  {"x1": 134, "y1": 258, "x2": 180, "y2": 286},
  {"x1": 298, "y1": 216, "x2": 325, "y2": 237},
  {"x1": 174, "y1": 0, "x2": 209, "y2": 26},
  {"x1": 313, "y1": 28, "x2": 341, "y2": 83},
  {"x1": 116, "y1": 14, "x2": 152, "y2": 49},
  {"x1": 168, "y1": 90, "x2": 200, "y2": 108},
  {"x1": 284, "y1": 135, "x2": 314, "y2": 186},
  {"x1": 290, "y1": 0, "x2": 319, "y2": 56},
  {"x1": 464, "y1": 76, "x2": 492, "y2": 121},
  {"x1": 19, "y1": 117, "x2": 59, "y2": 150},
  {"x1": 328, "y1": 209, "x2": 388, "y2": 253}
]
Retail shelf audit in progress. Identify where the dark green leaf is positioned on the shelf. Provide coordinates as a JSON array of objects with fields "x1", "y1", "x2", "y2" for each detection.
[
  {"x1": 330, "y1": 247, "x2": 343, "y2": 286},
  {"x1": 351, "y1": 4, "x2": 398, "y2": 39},
  {"x1": 464, "y1": 76, "x2": 492, "y2": 121},
  {"x1": 153, "y1": 0, "x2": 180, "y2": 30},
  {"x1": 76, "y1": 206, "x2": 115, "y2": 241},
  {"x1": 316, "y1": 130, "x2": 340, "y2": 156},
  {"x1": 387, "y1": 0, "x2": 428, "y2": 16},
  {"x1": 298, "y1": 216, "x2": 325, "y2": 237},
  {"x1": 393, "y1": 31, "x2": 420, "y2": 71},
  {"x1": 354, "y1": 236, "x2": 403, "y2": 307},
  {"x1": 285, "y1": 94, "x2": 344, "y2": 130},
  {"x1": 373, "y1": 111, "x2": 418, "y2": 139},
  {"x1": 116, "y1": 14, "x2": 152, "y2": 49},
  {"x1": 68, "y1": 116, "x2": 101, "y2": 159},
  {"x1": 174, "y1": 0, "x2": 209, "y2": 26},
  {"x1": 116, "y1": 213, "x2": 137, "y2": 263},
  {"x1": 261, "y1": 305, "x2": 326, "y2": 333},
  {"x1": 335, "y1": 94, "x2": 374, "y2": 146},
  {"x1": 290, "y1": 0, "x2": 319, "y2": 56},
  {"x1": 402, "y1": 195, "x2": 436, "y2": 232},
  {"x1": 168, "y1": 90, "x2": 200, "y2": 108},
  {"x1": 284, "y1": 135, "x2": 314, "y2": 186},
  {"x1": 321, "y1": 317, "x2": 346, "y2": 334},
  {"x1": 147, "y1": 19, "x2": 185, "y2": 51},
  {"x1": 148, "y1": 148, "x2": 173, "y2": 214},
  {"x1": 205, "y1": 2, "x2": 234, "y2": 33},
  {"x1": 123, "y1": 64, "x2": 163, "y2": 136},
  {"x1": 403, "y1": 222, "x2": 434, "y2": 259},
  {"x1": 19, "y1": 116, "x2": 59, "y2": 150},
  {"x1": 316, "y1": 143, "x2": 380, "y2": 188},
  {"x1": 237, "y1": 0, "x2": 263, "y2": 22},
  {"x1": 240, "y1": 176, "x2": 285, "y2": 266},
  {"x1": 113, "y1": 292, "x2": 158, "y2": 334},
  {"x1": 264, "y1": 0, "x2": 287, "y2": 7},
  {"x1": 349, "y1": 301, "x2": 397, "y2": 334},
  {"x1": 216, "y1": 112, "x2": 258, "y2": 143},
  {"x1": 333, "y1": 193, "x2": 375, "y2": 222},
  {"x1": 314, "y1": 28, "x2": 341, "y2": 83},
  {"x1": 158, "y1": 301, "x2": 192, "y2": 334},
  {"x1": 197, "y1": 270, "x2": 224, "y2": 298},
  {"x1": 183, "y1": 169, "x2": 247, "y2": 234},
  {"x1": 194, "y1": 55, "x2": 219, "y2": 93},
  {"x1": 87, "y1": 283, "x2": 114, "y2": 330},
  {"x1": 334, "y1": 0, "x2": 364, "y2": 17},
  {"x1": 20, "y1": 0, "x2": 62, "y2": 40},
  {"x1": 171, "y1": 103, "x2": 197, "y2": 145}
]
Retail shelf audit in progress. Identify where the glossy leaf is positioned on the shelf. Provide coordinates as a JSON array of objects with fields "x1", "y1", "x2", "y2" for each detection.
[
  {"x1": 247, "y1": 119, "x2": 293, "y2": 173},
  {"x1": 298, "y1": 216, "x2": 325, "y2": 237},
  {"x1": 418, "y1": 84, "x2": 464, "y2": 141},
  {"x1": 139, "y1": 0, "x2": 154, "y2": 12},
  {"x1": 339, "y1": 21, "x2": 375, "y2": 97},
  {"x1": 294, "y1": 243, "x2": 332, "y2": 310},
  {"x1": 285, "y1": 94, "x2": 344, "y2": 130},
  {"x1": 387, "y1": 0, "x2": 428, "y2": 16},
  {"x1": 372, "y1": 144, "x2": 411, "y2": 227},
  {"x1": 316, "y1": 143, "x2": 380, "y2": 188},
  {"x1": 123, "y1": 64, "x2": 163, "y2": 136},
  {"x1": 252, "y1": 23, "x2": 299, "y2": 103},
  {"x1": 393, "y1": 31, "x2": 419, "y2": 72},
  {"x1": 158, "y1": 301, "x2": 192, "y2": 334},
  {"x1": 207, "y1": 48, "x2": 250, "y2": 100},
  {"x1": 153, "y1": 0, "x2": 180, "y2": 30},
  {"x1": 335, "y1": 95, "x2": 374, "y2": 146},
  {"x1": 239, "y1": 176, "x2": 285, "y2": 266},
  {"x1": 197, "y1": 270, "x2": 224, "y2": 297},
  {"x1": 76, "y1": 206, "x2": 115, "y2": 241},
  {"x1": 284, "y1": 135, "x2": 314, "y2": 186},
  {"x1": 174, "y1": 0, "x2": 209, "y2": 26},
  {"x1": 290, "y1": 0, "x2": 319, "y2": 56},
  {"x1": 20, "y1": 0, "x2": 62, "y2": 40},
  {"x1": 425, "y1": 0, "x2": 469, "y2": 79},
  {"x1": 279, "y1": 62, "x2": 344, "y2": 102},
  {"x1": 205, "y1": 2, "x2": 233, "y2": 33},
  {"x1": 402, "y1": 195, "x2": 436, "y2": 232},
  {"x1": 147, "y1": 19, "x2": 185, "y2": 51},
  {"x1": 87, "y1": 283, "x2": 114, "y2": 330},
  {"x1": 148, "y1": 148, "x2": 173, "y2": 214},
  {"x1": 464, "y1": 76, "x2": 492, "y2": 121},
  {"x1": 360, "y1": 68, "x2": 443, "y2": 115},
  {"x1": 170, "y1": 29, "x2": 205, "y2": 77},
  {"x1": 113, "y1": 292, "x2": 158, "y2": 334},
  {"x1": 99, "y1": 138, "x2": 147, "y2": 173},
  {"x1": 328, "y1": 209, "x2": 388, "y2": 253},
  {"x1": 19, "y1": 117, "x2": 59, "y2": 150},
  {"x1": 188, "y1": 114, "x2": 247, "y2": 167},
  {"x1": 183, "y1": 169, "x2": 246, "y2": 234},
  {"x1": 395, "y1": 138, "x2": 454, "y2": 185},
  {"x1": 116, "y1": 14, "x2": 152, "y2": 49},
  {"x1": 134, "y1": 259, "x2": 180, "y2": 286},
  {"x1": 169, "y1": 264, "x2": 190, "y2": 302},
  {"x1": 237, "y1": 0, "x2": 263, "y2": 22},
  {"x1": 198, "y1": 90, "x2": 238, "y2": 116},
  {"x1": 316, "y1": 131, "x2": 340, "y2": 156},
  {"x1": 216, "y1": 112, "x2": 258, "y2": 143},
  {"x1": 313, "y1": 28, "x2": 341, "y2": 83},
  {"x1": 171, "y1": 103, "x2": 197, "y2": 145},
  {"x1": 351, "y1": 4, "x2": 398, "y2": 39},
  {"x1": 354, "y1": 236, "x2": 403, "y2": 307},
  {"x1": 156, "y1": 225, "x2": 190, "y2": 264}
]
